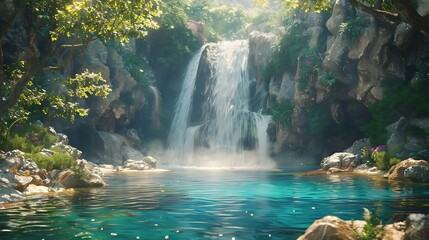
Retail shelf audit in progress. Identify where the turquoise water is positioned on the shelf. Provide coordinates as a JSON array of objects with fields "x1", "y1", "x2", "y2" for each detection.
[{"x1": 1, "y1": 169, "x2": 429, "y2": 240}]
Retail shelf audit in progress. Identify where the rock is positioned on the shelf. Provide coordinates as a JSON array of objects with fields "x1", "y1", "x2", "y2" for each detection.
[
  {"x1": 52, "y1": 142, "x2": 82, "y2": 159},
  {"x1": 325, "y1": 0, "x2": 347, "y2": 35},
  {"x1": 344, "y1": 138, "x2": 372, "y2": 156},
  {"x1": 22, "y1": 184, "x2": 50, "y2": 195},
  {"x1": 90, "y1": 131, "x2": 125, "y2": 165},
  {"x1": 404, "y1": 165, "x2": 429, "y2": 183},
  {"x1": 327, "y1": 167, "x2": 344, "y2": 174},
  {"x1": 404, "y1": 214, "x2": 429, "y2": 240},
  {"x1": 56, "y1": 170, "x2": 105, "y2": 188},
  {"x1": 354, "y1": 164, "x2": 380, "y2": 174},
  {"x1": 297, "y1": 216, "x2": 355, "y2": 240},
  {"x1": 14, "y1": 175, "x2": 33, "y2": 191},
  {"x1": 0, "y1": 184, "x2": 22, "y2": 203},
  {"x1": 31, "y1": 175, "x2": 44, "y2": 186},
  {"x1": 123, "y1": 156, "x2": 156, "y2": 170},
  {"x1": 394, "y1": 22, "x2": 414, "y2": 50},
  {"x1": 385, "y1": 158, "x2": 429, "y2": 182},
  {"x1": 321, "y1": 152, "x2": 358, "y2": 171},
  {"x1": 417, "y1": 0, "x2": 429, "y2": 16},
  {"x1": 386, "y1": 117, "x2": 408, "y2": 154},
  {"x1": 348, "y1": 16, "x2": 377, "y2": 60},
  {"x1": 143, "y1": 156, "x2": 157, "y2": 169},
  {"x1": 384, "y1": 221, "x2": 406, "y2": 240},
  {"x1": 56, "y1": 133, "x2": 69, "y2": 145},
  {"x1": 248, "y1": 30, "x2": 280, "y2": 81}
]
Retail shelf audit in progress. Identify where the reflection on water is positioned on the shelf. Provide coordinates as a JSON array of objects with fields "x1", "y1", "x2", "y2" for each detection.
[{"x1": 0, "y1": 170, "x2": 428, "y2": 240}]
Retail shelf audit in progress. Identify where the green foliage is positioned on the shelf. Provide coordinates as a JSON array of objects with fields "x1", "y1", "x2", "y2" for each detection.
[
  {"x1": 263, "y1": 16, "x2": 308, "y2": 80},
  {"x1": 363, "y1": 78, "x2": 429, "y2": 145},
  {"x1": 298, "y1": 49, "x2": 323, "y2": 91},
  {"x1": 186, "y1": 1, "x2": 250, "y2": 40},
  {"x1": 25, "y1": 149, "x2": 75, "y2": 172},
  {"x1": 355, "y1": 208, "x2": 383, "y2": 240},
  {"x1": 72, "y1": 161, "x2": 89, "y2": 180},
  {"x1": 339, "y1": 15, "x2": 369, "y2": 44},
  {"x1": 372, "y1": 150, "x2": 388, "y2": 170},
  {"x1": 2, "y1": 123, "x2": 59, "y2": 153},
  {"x1": 269, "y1": 101, "x2": 294, "y2": 127},
  {"x1": 318, "y1": 70, "x2": 336, "y2": 86},
  {"x1": 389, "y1": 157, "x2": 401, "y2": 166},
  {"x1": 145, "y1": 0, "x2": 201, "y2": 78},
  {"x1": 308, "y1": 105, "x2": 331, "y2": 135},
  {"x1": 53, "y1": 0, "x2": 161, "y2": 42},
  {"x1": 42, "y1": 70, "x2": 111, "y2": 123},
  {"x1": 108, "y1": 42, "x2": 154, "y2": 87}
]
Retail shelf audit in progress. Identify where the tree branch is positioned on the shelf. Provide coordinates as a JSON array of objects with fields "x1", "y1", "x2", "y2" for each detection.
[
  {"x1": 393, "y1": 0, "x2": 429, "y2": 37},
  {"x1": 347, "y1": 0, "x2": 400, "y2": 23}
]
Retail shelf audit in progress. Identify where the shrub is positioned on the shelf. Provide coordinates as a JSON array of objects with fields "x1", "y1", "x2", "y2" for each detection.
[
  {"x1": 339, "y1": 15, "x2": 369, "y2": 44},
  {"x1": 362, "y1": 78, "x2": 429, "y2": 145},
  {"x1": 25, "y1": 149, "x2": 75, "y2": 172},
  {"x1": 355, "y1": 208, "x2": 383, "y2": 240},
  {"x1": 269, "y1": 101, "x2": 294, "y2": 128},
  {"x1": 389, "y1": 157, "x2": 401, "y2": 166},
  {"x1": 3, "y1": 123, "x2": 58, "y2": 153},
  {"x1": 318, "y1": 70, "x2": 336, "y2": 86}
]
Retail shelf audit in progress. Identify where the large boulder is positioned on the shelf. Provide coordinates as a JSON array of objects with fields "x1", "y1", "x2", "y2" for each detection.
[
  {"x1": 384, "y1": 158, "x2": 429, "y2": 182},
  {"x1": 321, "y1": 152, "x2": 358, "y2": 171},
  {"x1": 404, "y1": 214, "x2": 429, "y2": 240},
  {"x1": 297, "y1": 216, "x2": 356, "y2": 240},
  {"x1": 386, "y1": 117, "x2": 408, "y2": 154},
  {"x1": 56, "y1": 169, "x2": 105, "y2": 188}
]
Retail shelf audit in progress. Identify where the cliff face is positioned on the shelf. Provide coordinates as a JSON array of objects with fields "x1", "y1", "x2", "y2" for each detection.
[{"x1": 251, "y1": 1, "x2": 429, "y2": 158}]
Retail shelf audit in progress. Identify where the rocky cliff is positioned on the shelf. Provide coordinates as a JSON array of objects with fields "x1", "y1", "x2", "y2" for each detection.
[{"x1": 254, "y1": 0, "x2": 429, "y2": 159}]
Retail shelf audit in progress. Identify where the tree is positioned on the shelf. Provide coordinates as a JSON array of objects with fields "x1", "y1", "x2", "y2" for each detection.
[
  {"x1": 0, "y1": 0, "x2": 161, "y2": 123},
  {"x1": 257, "y1": 0, "x2": 429, "y2": 37}
]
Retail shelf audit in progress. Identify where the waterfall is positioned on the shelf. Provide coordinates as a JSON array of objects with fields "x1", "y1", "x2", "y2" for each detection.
[
  {"x1": 167, "y1": 41, "x2": 274, "y2": 168},
  {"x1": 167, "y1": 46, "x2": 207, "y2": 160}
]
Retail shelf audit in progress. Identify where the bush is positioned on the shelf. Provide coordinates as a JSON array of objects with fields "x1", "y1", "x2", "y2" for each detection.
[
  {"x1": 269, "y1": 101, "x2": 294, "y2": 128},
  {"x1": 25, "y1": 149, "x2": 75, "y2": 172},
  {"x1": 3, "y1": 123, "x2": 58, "y2": 153},
  {"x1": 362, "y1": 78, "x2": 429, "y2": 145},
  {"x1": 355, "y1": 208, "x2": 383, "y2": 240}
]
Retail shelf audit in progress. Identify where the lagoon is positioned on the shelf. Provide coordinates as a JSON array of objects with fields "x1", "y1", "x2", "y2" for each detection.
[{"x1": 1, "y1": 169, "x2": 428, "y2": 239}]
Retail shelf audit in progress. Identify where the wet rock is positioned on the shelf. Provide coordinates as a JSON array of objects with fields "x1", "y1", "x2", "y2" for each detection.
[
  {"x1": 321, "y1": 152, "x2": 358, "y2": 171},
  {"x1": 56, "y1": 169, "x2": 105, "y2": 188},
  {"x1": 384, "y1": 158, "x2": 429, "y2": 182},
  {"x1": 297, "y1": 216, "x2": 355, "y2": 240},
  {"x1": 404, "y1": 214, "x2": 429, "y2": 240}
]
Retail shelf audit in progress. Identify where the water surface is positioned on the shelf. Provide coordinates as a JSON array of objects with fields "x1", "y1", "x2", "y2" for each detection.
[{"x1": 1, "y1": 169, "x2": 428, "y2": 239}]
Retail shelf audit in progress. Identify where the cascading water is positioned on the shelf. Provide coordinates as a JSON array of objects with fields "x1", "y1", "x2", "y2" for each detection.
[{"x1": 167, "y1": 41, "x2": 274, "y2": 168}]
